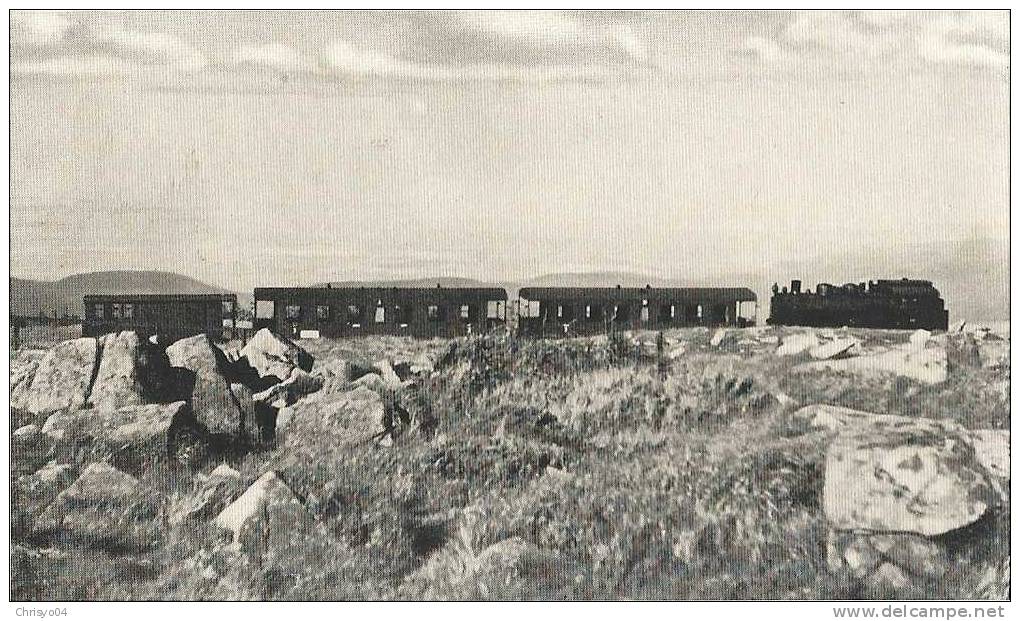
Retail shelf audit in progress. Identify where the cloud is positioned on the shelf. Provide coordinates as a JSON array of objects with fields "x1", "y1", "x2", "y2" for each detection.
[
  {"x1": 917, "y1": 13, "x2": 1009, "y2": 69},
  {"x1": 322, "y1": 39, "x2": 622, "y2": 82},
  {"x1": 11, "y1": 10, "x2": 207, "y2": 76},
  {"x1": 444, "y1": 10, "x2": 652, "y2": 66},
  {"x1": 233, "y1": 43, "x2": 316, "y2": 72},
  {"x1": 741, "y1": 10, "x2": 1008, "y2": 75},
  {"x1": 449, "y1": 10, "x2": 585, "y2": 47},
  {"x1": 12, "y1": 10, "x2": 650, "y2": 84},
  {"x1": 98, "y1": 27, "x2": 207, "y2": 71},
  {"x1": 11, "y1": 11, "x2": 72, "y2": 45}
]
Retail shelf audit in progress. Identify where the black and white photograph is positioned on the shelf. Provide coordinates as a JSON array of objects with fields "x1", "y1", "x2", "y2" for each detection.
[{"x1": 6, "y1": 8, "x2": 1012, "y2": 608}]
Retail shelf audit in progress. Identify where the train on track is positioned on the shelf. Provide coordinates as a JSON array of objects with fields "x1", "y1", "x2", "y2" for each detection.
[{"x1": 79, "y1": 277, "x2": 949, "y2": 341}]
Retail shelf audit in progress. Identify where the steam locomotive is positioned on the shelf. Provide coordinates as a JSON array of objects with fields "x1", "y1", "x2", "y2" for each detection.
[{"x1": 768, "y1": 278, "x2": 949, "y2": 330}]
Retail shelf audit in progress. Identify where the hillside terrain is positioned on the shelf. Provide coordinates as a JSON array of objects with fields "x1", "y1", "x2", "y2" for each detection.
[
  {"x1": 12, "y1": 271, "x2": 231, "y2": 318},
  {"x1": 9, "y1": 322, "x2": 1010, "y2": 601}
]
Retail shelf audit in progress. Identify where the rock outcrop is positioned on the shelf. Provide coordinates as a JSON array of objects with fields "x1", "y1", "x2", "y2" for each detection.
[
  {"x1": 87, "y1": 332, "x2": 150, "y2": 411},
  {"x1": 34, "y1": 462, "x2": 154, "y2": 544},
  {"x1": 776, "y1": 332, "x2": 820, "y2": 357},
  {"x1": 10, "y1": 357, "x2": 40, "y2": 411},
  {"x1": 213, "y1": 471, "x2": 318, "y2": 558},
  {"x1": 798, "y1": 345, "x2": 948, "y2": 385},
  {"x1": 809, "y1": 337, "x2": 861, "y2": 360},
  {"x1": 797, "y1": 403, "x2": 1009, "y2": 596},
  {"x1": 239, "y1": 329, "x2": 313, "y2": 382},
  {"x1": 22, "y1": 338, "x2": 98, "y2": 415},
  {"x1": 166, "y1": 335, "x2": 247, "y2": 438},
  {"x1": 824, "y1": 424, "x2": 996, "y2": 536},
  {"x1": 286, "y1": 386, "x2": 391, "y2": 447}
]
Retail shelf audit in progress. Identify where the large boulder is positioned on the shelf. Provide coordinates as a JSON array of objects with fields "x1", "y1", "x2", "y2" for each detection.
[
  {"x1": 213, "y1": 471, "x2": 318, "y2": 559},
  {"x1": 809, "y1": 337, "x2": 861, "y2": 360},
  {"x1": 10, "y1": 357, "x2": 39, "y2": 411},
  {"x1": 14, "y1": 462, "x2": 77, "y2": 517},
  {"x1": 792, "y1": 404, "x2": 963, "y2": 436},
  {"x1": 12, "y1": 424, "x2": 41, "y2": 442},
  {"x1": 824, "y1": 424, "x2": 997, "y2": 536},
  {"x1": 229, "y1": 382, "x2": 275, "y2": 443},
  {"x1": 33, "y1": 462, "x2": 156, "y2": 545},
  {"x1": 35, "y1": 402, "x2": 193, "y2": 473},
  {"x1": 239, "y1": 329, "x2": 313, "y2": 383},
  {"x1": 22, "y1": 337, "x2": 98, "y2": 414},
  {"x1": 969, "y1": 430, "x2": 1009, "y2": 481},
  {"x1": 776, "y1": 332, "x2": 820, "y2": 356},
  {"x1": 40, "y1": 412, "x2": 75, "y2": 441},
  {"x1": 166, "y1": 335, "x2": 247, "y2": 439},
  {"x1": 88, "y1": 331, "x2": 162, "y2": 411},
  {"x1": 93, "y1": 401, "x2": 192, "y2": 472},
  {"x1": 286, "y1": 386, "x2": 391, "y2": 447},
  {"x1": 797, "y1": 345, "x2": 948, "y2": 385}
]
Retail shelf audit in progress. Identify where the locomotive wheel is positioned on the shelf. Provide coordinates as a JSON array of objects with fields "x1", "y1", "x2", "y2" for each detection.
[{"x1": 168, "y1": 425, "x2": 210, "y2": 469}]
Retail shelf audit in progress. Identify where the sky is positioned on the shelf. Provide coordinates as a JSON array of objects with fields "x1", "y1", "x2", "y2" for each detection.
[{"x1": 9, "y1": 10, "x2": 1010, "y2": 291}]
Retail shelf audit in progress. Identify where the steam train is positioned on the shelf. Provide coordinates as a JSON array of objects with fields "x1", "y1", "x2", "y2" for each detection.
[
  {"x1": 767, "y1": 278, "x2": 949, "y2": 330},
  {"x1": 80, "y1": 277, "x2": 950, "y2": 342}
]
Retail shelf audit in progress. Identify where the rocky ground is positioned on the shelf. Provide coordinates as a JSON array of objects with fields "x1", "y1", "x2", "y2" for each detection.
[{"x1": 9, "y1": 322, "x2": 1010, "y2": 600}]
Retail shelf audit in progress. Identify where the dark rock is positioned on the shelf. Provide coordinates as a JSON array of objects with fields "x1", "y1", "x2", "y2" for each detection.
[{"x1": 166, "y1": 335, "x2": 248, "y2": 439}]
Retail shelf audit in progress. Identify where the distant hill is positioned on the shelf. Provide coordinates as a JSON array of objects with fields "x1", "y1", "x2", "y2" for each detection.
[
  {"x1": 516, "y1": 271, "x2": 677, "y2": 288},
  {"x1": 11, "y1": 271, "x2": 231, "y2": 318},
  {"x1": 314, "y1": 277, "x2": 497, "y2": 289}
]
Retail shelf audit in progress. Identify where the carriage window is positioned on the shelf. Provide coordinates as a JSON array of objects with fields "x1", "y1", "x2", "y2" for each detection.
[
  {"x1": 460, "y1": 305, "x2": 470, "y2": 319},
  {"x1": 256, "y1": 300, "x2": 275, "y2": 319},
  {"x1": 222, "y1": 300, "x2": 234, "y2": 315},
  {"x1": 427, "y1": 305, "x2": 440, "y2": 321},
  {"x1": 670, "y1": 305, "x2": 676, "y2": 318},
  {"x1": 112, "y1": 303, "x2": 122, "y2": 319},
  {"x1": 316, "y1": 305, "x2": 330, "y2": 320},
  {"x1": 697, "y1": 305, "x2": 703, "y2": 319},
  {"x1": 486, "y1": 300, "x2": 504, "y2": 319},
  {"x1": 520, "y1": 300, "x2": 540, "y2": 318},
  {"x1": 585, "y1": 305, "x2": 591, "y2": 319},
  {"x1": 556, "y1": 305, "x2": 563, "y2": 319},
  {"x1": 375, "y1": 306, "x2": 386, "y2": 323},
  {"x1": 123, "y1": 304, "x2": 134, "y2": 319},
  {"x1": 285, "y1": 305, "x2": 301, "y2": 319},
  {"x1": 94, "y1": 303, "x2": 105, "y2": 319},
  {"x1": 396, "y1": 305, "x2": 413, "y2": 324},
  {"x1": 347, "y1": 304, "x2": 362, "y2": 320}
]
